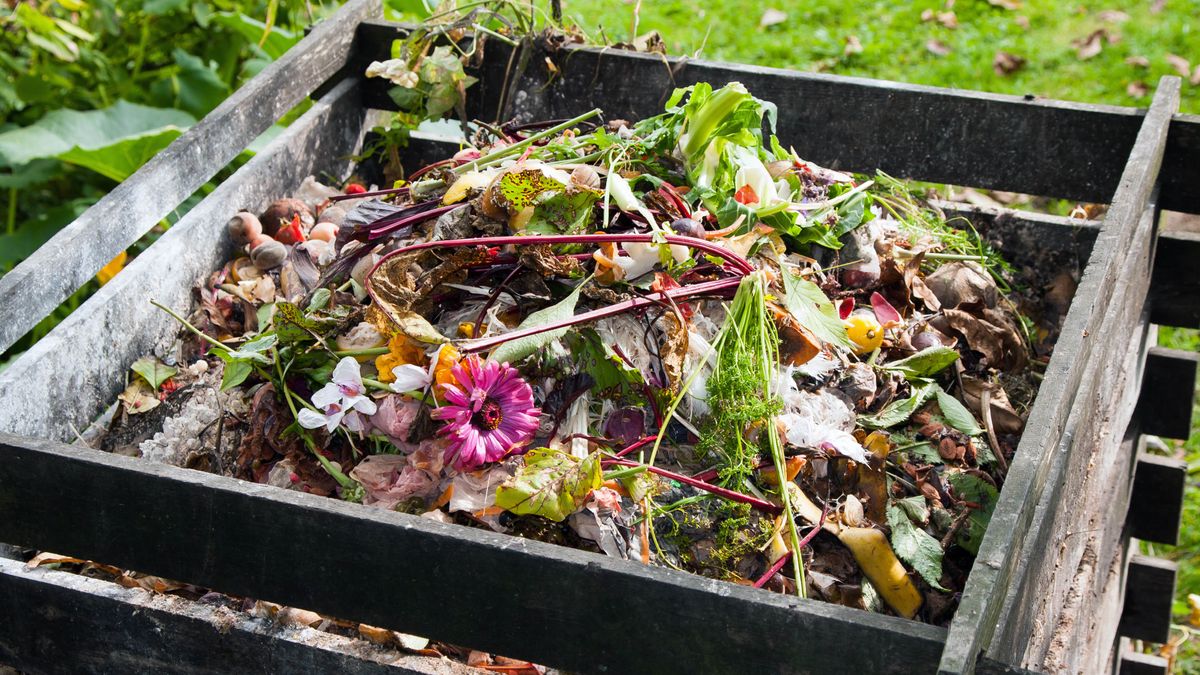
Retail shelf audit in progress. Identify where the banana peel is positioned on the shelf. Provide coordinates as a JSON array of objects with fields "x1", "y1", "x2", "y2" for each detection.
[
  {"x1": 787, "y1": 483, "x2": 922, "y2": 619},
  {"x1": 837, "y1": 527, "x2": 923, "y2": 619}
]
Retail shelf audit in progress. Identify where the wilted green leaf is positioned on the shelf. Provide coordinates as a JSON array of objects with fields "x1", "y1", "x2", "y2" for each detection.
[
  {"x1": 858, "y1": 381, "x2": 937, "y2": 429},
  {"x1": 895, "y1": 495, "x2": 930, "y2": 524},
  {"x1": 936, "y1": 388, "x2": 983, "y2": 436},
  {"x1": 485, "y1": 283, "x2": 582, "y2": 365},
  {"x1": 524, "y1": 188, "x2": 602, "y2": 235},
  {"x1": 216, "y1": 353, "x2": 253, "y2": 391},
  {"x1": 495, "y1": 448, "x2": 602, "y2": 521},
  {"x1": 887, "y1": 504, "x2": 947, "y2": 591},
  {"x1": 780, "y1": 269, "x2": 855, "y2": 350},
  {"x1": 944, "y1": 471, "x2": 999, "y2": 555},
  {"x1": 131, "y1": 356, "x2": 178, "y2": 389},
  {"x1": 883, "y1": 346, "x2": 960, "y2": 379}
]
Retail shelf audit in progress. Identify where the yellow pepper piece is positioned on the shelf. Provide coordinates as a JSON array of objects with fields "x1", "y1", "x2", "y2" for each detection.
[
  {"x1": 837, "y1": 526, "x2": 923, "y2": 619},
  {"x1": 844, "y1": 313, "x2": 883, "y2": 355}
]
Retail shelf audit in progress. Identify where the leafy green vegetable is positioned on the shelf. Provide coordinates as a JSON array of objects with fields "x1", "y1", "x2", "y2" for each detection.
[
  {"x1": 887, "y1": 504, "x2": 948, "y2": 590},
  {"x1": 524, "y1": 188, "x2": 602, "y2": 235},
  {"x1": 779, "y1": 269, "x2": 855, "y2": 350},
  {"x1": 882, "y1": 346, "x2": 960, "y2": 379},
  {"x1": 487, "y1": 283, "x2": 582, "y2": 365},
  {"x1": 494, "y1": 448, "x2": 602, "y2": 521},
  {"x1": 130, "y1": 356, "x2": 177, "y2": 389},
  {"x1": 217, "y1": 352, "x2": 254, "y2": 391},
  {"x1": 568, "y1": 329, "x2": 643, "y2": 401}
]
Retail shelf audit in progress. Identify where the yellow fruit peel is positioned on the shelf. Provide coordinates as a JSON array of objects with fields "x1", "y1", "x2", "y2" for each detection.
[{"x1": 837, "y1": 526, "x2": 923, "y2": 619}]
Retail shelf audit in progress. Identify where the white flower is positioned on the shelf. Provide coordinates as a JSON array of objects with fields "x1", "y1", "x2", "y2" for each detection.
[
  {"x1": 297, "y1": 357, "x2": 378, "y2": 432},
  {"x1": 365, "y1": 59, "x2": 419, "y2": 88},
  {"x1": 389, "y1": 344, "x2": 455, "y2": 394}
]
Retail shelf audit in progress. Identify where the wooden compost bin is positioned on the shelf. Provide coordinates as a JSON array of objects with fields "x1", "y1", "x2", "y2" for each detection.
[{"x1": 2, "y1": 2, "x2": 1198, "y2": 672}]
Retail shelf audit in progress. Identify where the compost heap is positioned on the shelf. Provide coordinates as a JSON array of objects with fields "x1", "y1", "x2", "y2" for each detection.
[{"x1": 114, "y1": 82, "x2": 1046, "y2": 625}]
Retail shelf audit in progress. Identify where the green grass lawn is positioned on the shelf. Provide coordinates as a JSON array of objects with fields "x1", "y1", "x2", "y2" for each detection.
[
  {"x1": 562, "y1": 0, "x2": 1200, "y2": 664},
  {"x1": 562, "y1": 0, "x2": 1200, "y2": 113}
]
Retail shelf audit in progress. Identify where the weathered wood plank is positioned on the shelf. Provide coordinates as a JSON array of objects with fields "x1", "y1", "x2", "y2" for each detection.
[
  {"x1": 1128, "y1": 453, "x2": 1188, "y2": 546},
  {"x1": 355, "y1": 22, "x2": 1200, "y2": 214},
  {"x1": 0, "y1": 79, "x2": 370, "y2": 441},
  {"x1": 0, "y1": 557, "x2": 464, "y2": 675},
  {"x1": 1119, "y1": 650, "x2": 1170, "y2": 675},
  {"x1": 1118, "y1": 556, "x2": 1177, "y2": 644},
  {"x1": 938, "y1": 77, "x2": 1180, "y2": 675},
  {"x1": 1136, "y1": 347, "x2": 1199, "y2": 440},
  {"x1": 0, "y1": 0, "x2": 382, "y2": 355},
  {"x1": 0, "y1": 433, "x2": 949, "y2": 675}
]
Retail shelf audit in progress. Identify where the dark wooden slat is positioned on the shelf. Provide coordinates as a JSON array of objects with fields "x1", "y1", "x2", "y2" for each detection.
[
  {"x1": 0, "y1": 79, "x2": 370, "y2": 442},
  {"x1": 1128, "y1": 453, "x2": 1188, "y2": 546},
  {"x1": 0, "y1": 0, "x2": 382, "y2": 355},
  {"x1": 939, "y1": 78, "x2": 1180, "y2": 675},
  {"x1": 0, "y1": 433, "x2": 949, "y2": 675},
  {"x1": 1149, "y1": 230, "x2": 1200, "y2": 328},
  {"x1": 0, "y1": 557, "x2": 461, "y2": 675},
  {"x1": 1119, "y1": 651, "x2": 1170, "y2": 675},
  {"x1": 354, "y1": 22, "x2": 1200, "y2": 214},
  {"x1": 1118, "y1": 556, "x2": 1177, "y2": 644},
  {"x1": 1136, "y1": 346, "x2": 1199, "y2": 440}
]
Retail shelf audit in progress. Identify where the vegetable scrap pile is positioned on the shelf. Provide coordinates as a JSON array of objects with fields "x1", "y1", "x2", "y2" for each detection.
[{"x1": 105, "y1": 81, "x2": 1057, "y2": 625}]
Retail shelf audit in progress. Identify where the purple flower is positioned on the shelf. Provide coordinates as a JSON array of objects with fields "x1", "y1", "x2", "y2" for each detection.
[{"x1": 430, "y1": 356, "x2": 540, "y2": 470}]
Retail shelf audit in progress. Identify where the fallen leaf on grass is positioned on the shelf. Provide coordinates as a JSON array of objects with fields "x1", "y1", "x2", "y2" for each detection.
[
  {"x1": 1014, "y1": 15, "x2": 1030, "y2": 29},
  {"x1": 1097, "y1": 9, "x2": 1129, "y2": 23},
  {"x1": 936, "y1": 11, "x2": 958, "y2": 28},
  {"x1": 987, "y1": 0, "x2": 1020, "y2": 9},
  {"x1": 1150, "y1": 0, "x2": 1165, "y2": 14},
  {"x1": 926, "y1": 39, "x2": 952, "y2": 56},
  {"x1": 1125, "y1": 55, "x2": 1150, "y2": 68},
  {"x1": 760, "y1": 8, "x2": 787, "y2": 28},
  {"x1": 844, "y1": 35, "x2": 863, "y2": 56},
  {"x1": 1192, "y1": 65, "x2": 1200, "y2": 86},
  {"x1": 1127, "y1": 80, "x2": 1149, "y2": 97},
  {"x1": 993, "y1": 51, "x2": 1026, "y2": 75},
  {"x1": 1166, "y1": 54, "x2": 1192, "y2": 78},
  {"x1": 1073, "y1": 30, "x2": 1106, "y2": 60},
  {"x1": 921, "y1": 8, "x2": 934, "y2": 21}
]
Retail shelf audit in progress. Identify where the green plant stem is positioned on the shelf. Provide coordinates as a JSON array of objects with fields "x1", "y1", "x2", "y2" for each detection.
[
  {"x1": 5, "y1": 187, "x2": 16, "y2": 235},
  {"x1": 454, "y1": 108, "x2": 603, "y2": 174},
  {"x1": 334, "y1": 347, "x2": 389, "y2": 357},
  {"x1": 275, "y1": 355, "x2": 354, "y2": 489},
  {"x1": 150, "y1": 299, "x2": 228, "y2": 352},
  {"x1": 893, "y1": 247, "x2": 987, "y2": 263}
]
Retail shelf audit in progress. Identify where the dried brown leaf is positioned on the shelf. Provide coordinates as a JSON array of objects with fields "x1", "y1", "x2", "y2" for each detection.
[
  {"x1": 987, "y1": 0, "x2": 1020, "y2": 10},
  {"x1": 1127, "y1": 80, "x2": 1149, "y2": 97},
  {"x1": 1192, "y1": 64, "x2": 1200, "y2": 86},
  {"x1": 993, "y1": 51, "x2": 1026, "y2": 75},
  {"x1": 937, "y1": 10, "x2": 958, "y2": 28},
  {"x1": 1097, "y1": 9, "x2": 1129, "y2": 22},
  {"x1": 926, "y1": 39, "x2": 952, "y2": 56},
  {"x1": 960, "y1": 376, "x2": 1024, "y2": 434},
  {"x1": 1014, "y1": 15, "x2": 1030, "y2": 29},
  {"x1": 921, "y1": 8, "x2": 935, "y2": 21},
  {"x1": 1151, "y1": 0, "x2": 1165, "y2": 14},
  {"x1": 1125, "y1": 55, "x2": 1150, "y2": 68},
  {"x1": 1073, "y1": 30, "x2": 1105, "y2": 60},
  {"x1": 1166, "y1": 54, "x2": 1192, "y2": 78},
  {"x1": 844, "y1": 35, "x2": 863, "y2": 56}
]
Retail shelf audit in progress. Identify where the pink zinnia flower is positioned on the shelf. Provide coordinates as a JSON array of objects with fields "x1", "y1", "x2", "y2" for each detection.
[{"x1": 431, "y1": 356, "x2": 540, "y2": 470}]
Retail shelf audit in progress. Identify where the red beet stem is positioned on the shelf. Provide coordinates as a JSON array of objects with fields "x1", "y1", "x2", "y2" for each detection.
[
  {"x1": 330, "y1": 186, "x2": 411, "y2": 202},
  {"x1": 614, "y1": 436, "x2": 658, "y2": 458},
  {"x1": 753, "y1": 551, "x2": 792, "y2": 588},
  {"x1": 459, "y1": 277, "x2": 741, "y2": 354},
  {"x1": 604, "y1": 458, "x2": 782, "y2": 514}
]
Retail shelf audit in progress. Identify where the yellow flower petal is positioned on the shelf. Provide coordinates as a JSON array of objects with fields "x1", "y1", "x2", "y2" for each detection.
[{"x1": 97, "y1": 250, "x2": 128, "y2": 286}]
